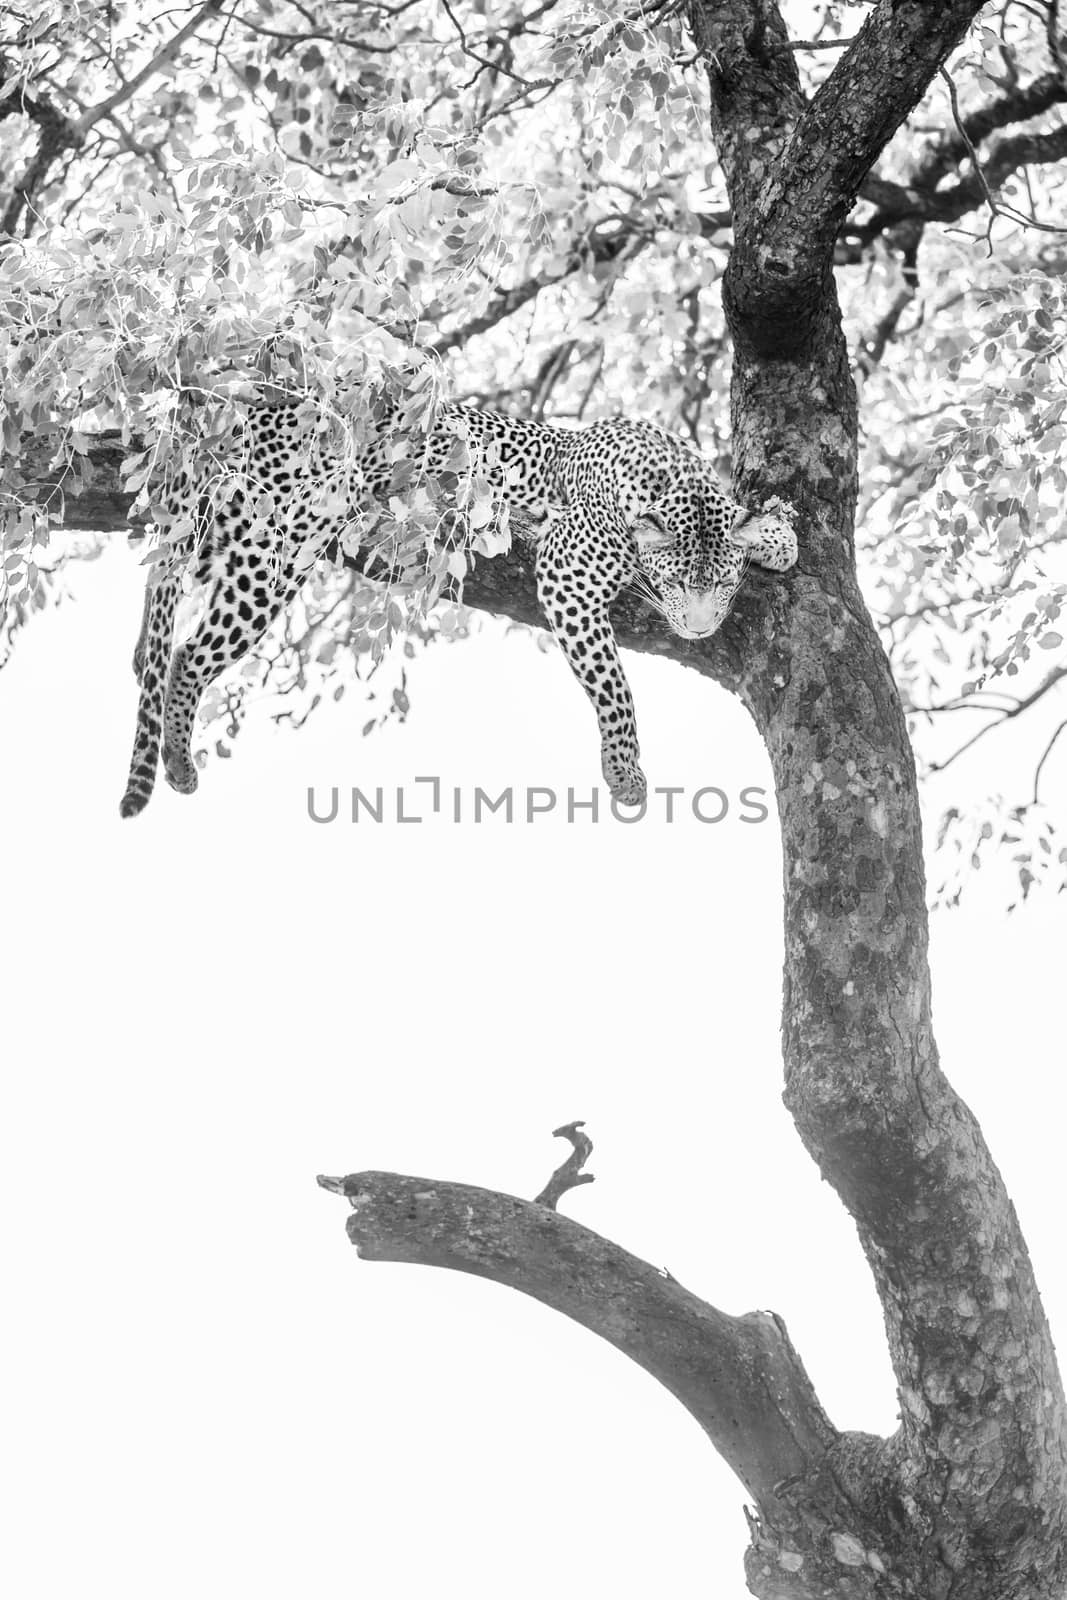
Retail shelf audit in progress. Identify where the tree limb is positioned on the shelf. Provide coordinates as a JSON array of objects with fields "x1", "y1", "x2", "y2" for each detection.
[
  {"x1": 849, "y1": 122, "x2": 1067, "y2": 245},
  {"x1": 315, "y1": 1167, "x2": 840, "y2": 1515},
  {"x1": 689, "y1": 0, "x2": 991, "y2": 348},
  {"x1": 913, "y1": 67, "x2": 1067, "y2": 195},
  {"x1": 0, "y1": 74, "x2": 79, "y2": 235}
]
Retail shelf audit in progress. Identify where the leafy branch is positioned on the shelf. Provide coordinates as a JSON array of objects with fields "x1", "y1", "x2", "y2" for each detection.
[{"x1": 1, "y1": 0, "x2": 225, "y2": 233}]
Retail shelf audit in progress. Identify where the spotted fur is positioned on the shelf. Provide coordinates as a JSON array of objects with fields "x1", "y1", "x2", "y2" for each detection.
[{"x1": 120, "y1": 401, "x2": 797, "y2": 816}]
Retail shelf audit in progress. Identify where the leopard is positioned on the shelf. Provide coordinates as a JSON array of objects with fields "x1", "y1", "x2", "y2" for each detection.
[{"x1": 119, "y1": 398, "x2": 798, "y2": 818}]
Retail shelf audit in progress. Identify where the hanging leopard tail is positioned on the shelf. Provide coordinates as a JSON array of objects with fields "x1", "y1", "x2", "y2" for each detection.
[{"x1": 119, "y1": 569, "x2": 180, "y2": 818}]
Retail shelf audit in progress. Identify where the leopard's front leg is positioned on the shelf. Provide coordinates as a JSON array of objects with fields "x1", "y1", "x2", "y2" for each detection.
[{"x1": 535, "y1": 513, "x2": 646, "y2": 807}]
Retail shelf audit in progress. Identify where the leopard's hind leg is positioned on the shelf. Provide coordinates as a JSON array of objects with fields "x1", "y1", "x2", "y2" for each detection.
[
  {"x1": 160, "y1": 512, "x2": 337, "y2": 798},
  {"x1": 132, "y1": 582, "x2": 153, "y2": 684},
  {"x1": 120, "y1": 571, "x2": 180, "y2": 818},
  {"x1": 159, "y1": 539, "x2": 291, "y2": 797}
]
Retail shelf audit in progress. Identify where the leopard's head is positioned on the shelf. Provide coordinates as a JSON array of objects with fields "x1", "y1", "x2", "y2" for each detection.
[{"x1": 630, "y1": 483, "x2": 751, "y2": 640}]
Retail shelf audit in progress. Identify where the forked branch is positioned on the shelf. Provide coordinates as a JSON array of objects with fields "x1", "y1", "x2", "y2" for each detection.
[
  {"x1": 533, "y1": 1119, "x2": 595, "y2": 1208},
  {"x1": 689, "y1": 0, "x2": 992, "y2": 343}
]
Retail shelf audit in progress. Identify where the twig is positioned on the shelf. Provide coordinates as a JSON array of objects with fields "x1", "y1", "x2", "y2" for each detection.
[
  {"x1": 439, "y1": 0, "x2": 531, "y2": 86},
  {"x1": 534, "y1": 1120, "x2": 594, "y2": 1209},
  {"x1": 779, "y1": 36, "x2": 856, "y2": 52},
  {"x1": 218, "y1": 6, "x2": 398, "y2": 54},
  {"x1": 938, "y1": 65, "x2": 1000, "y2": 253},
  {"x1": 1033, "y1": 717, "x2": 1067, "y2": 803},
  {"x1": 927, "y1": 662, "x2": 1067, "y2": 774}
]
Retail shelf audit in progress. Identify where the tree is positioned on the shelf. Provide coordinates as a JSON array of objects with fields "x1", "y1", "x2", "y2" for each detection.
[{"x1": 2, "y1": 2, "x2": 1067, "y2": 1594}]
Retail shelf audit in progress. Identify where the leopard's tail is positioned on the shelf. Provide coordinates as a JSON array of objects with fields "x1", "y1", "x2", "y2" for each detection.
[{"x1": 119, "y1": 571, "x2": 179, "y2": 818}]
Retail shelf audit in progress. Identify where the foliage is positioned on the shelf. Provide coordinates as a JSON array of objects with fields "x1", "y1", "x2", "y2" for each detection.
[{"x1": 1, "y1": 0, "x2": 1066, "y2": 900}]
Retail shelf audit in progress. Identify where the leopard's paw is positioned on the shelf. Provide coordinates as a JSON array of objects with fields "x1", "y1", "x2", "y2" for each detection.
[
  {"x1": 162, "y1": 744, "x2": 199, "y2": 796},
  {"x1": 603, "y1": 748, "x2": 647, "y2": 808},
  {"x1": 612, "y1": 772, "x2": 647, "y2": 807},
  {"x1": 731, "y1": 501, "x2": 798, "y2": 571},
  {"x1": 119, "y1": 781, "x2": 153, "y2": 819}
]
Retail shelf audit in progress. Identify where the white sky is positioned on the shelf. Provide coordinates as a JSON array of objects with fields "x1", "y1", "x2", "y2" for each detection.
[{"x1": 2, "y1": 544, "x2": 1065, "y2": 1598}]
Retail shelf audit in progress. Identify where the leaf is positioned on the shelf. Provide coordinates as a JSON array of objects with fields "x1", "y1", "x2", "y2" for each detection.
[{"x1": 373, "y1": 159, "x2": 419, "y2": 197}]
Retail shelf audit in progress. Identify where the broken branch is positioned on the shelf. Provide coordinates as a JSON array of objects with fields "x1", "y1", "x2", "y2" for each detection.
[{"x1": 533, "y1": 1120, "x2": 594, "y2": 1209}]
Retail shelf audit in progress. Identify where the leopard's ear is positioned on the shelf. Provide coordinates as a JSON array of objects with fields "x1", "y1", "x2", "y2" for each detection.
[{"x1": 632, "y1": 510, "x2": 672, "y2": 551}]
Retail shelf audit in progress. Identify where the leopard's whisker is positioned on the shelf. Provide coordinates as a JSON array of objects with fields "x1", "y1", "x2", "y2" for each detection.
[{"x1": 630, "y1": 578, "x2": 666, "y2": 612}]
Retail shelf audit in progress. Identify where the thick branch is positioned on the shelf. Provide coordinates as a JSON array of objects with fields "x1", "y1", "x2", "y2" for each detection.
[
  {"x1": 843, "y1": 69, "x2": 1067, "y2": 248},
  {"x1": 914, "y1": 68, "x2": 1067, "y2": 193},
  {"x1": 15, "y1": 435, "x2": 137, "y2": 535},
  {"x1": 0, "y1": 77, "x2": 79, "y2": 235},
  {"x1": 316, "y1": 1168, "x2": 838, "y2": 1513},
  {"x1": 850, "y1": 123, "x2": 1067, "y2": 244},
  {"x1": 753, "y1": 1, "x2": 988, "y2": 258},
  {"x1": 742, "y1": 577, "x2": 1067, "y2": 1560},
  {"x1": 689, "y1": 0, "x2": 989, "y2": 349}
]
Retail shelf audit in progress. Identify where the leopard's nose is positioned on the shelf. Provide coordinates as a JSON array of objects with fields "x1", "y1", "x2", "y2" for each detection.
[{"x1": 680, "y1": 594, "x2": 724, "y2": 637}]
